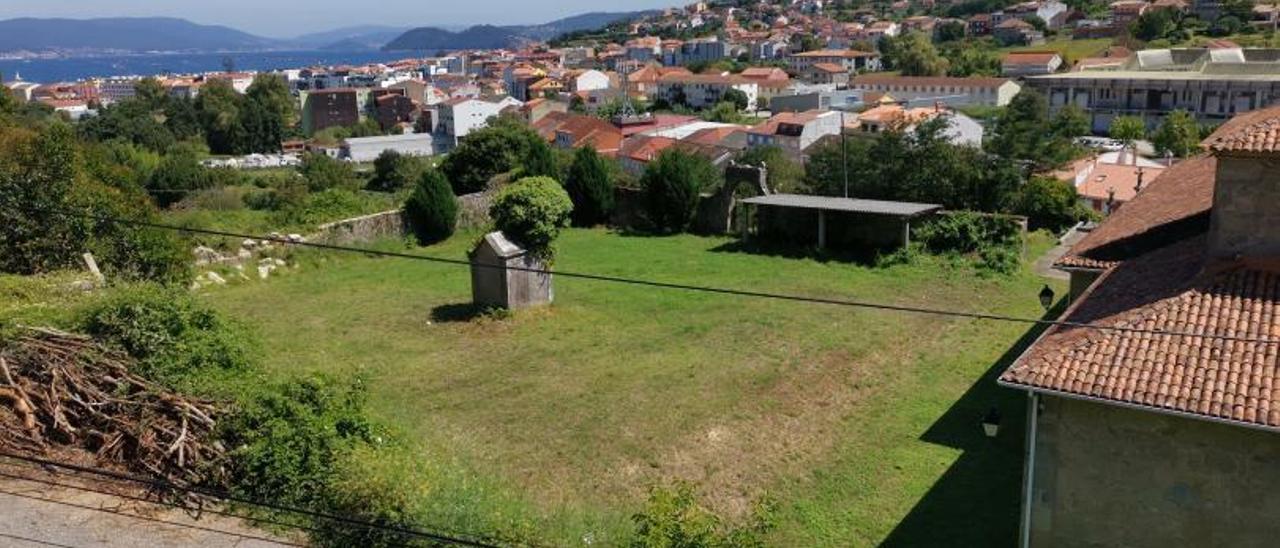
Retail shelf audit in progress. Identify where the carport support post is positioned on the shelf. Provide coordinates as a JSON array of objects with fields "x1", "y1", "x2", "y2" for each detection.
[
  {"x1": 902, "y1": 218, "x2": 911, "y2": 248},
  {"x1": 817, "y1": 210, "x2": 827, "y2": 249}
]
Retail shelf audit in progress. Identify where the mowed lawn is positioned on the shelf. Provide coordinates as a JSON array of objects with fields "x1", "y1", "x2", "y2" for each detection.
[{"x1": 208, "y1": 229, "x2": 1063, "y2": 546}]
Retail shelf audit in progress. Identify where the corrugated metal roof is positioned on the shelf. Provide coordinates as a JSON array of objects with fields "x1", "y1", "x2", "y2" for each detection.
[{"x1": 740, "y1": 194, "x2": 942, "y2": 217}]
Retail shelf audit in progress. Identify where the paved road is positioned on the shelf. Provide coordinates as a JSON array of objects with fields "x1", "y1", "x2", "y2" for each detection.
[
  {"x1": 0, "y1": 476, "x2": 295, "y2": 548},
  {"x1": 1032, "y1": 226, "x2": 1088, "y2": 281}
]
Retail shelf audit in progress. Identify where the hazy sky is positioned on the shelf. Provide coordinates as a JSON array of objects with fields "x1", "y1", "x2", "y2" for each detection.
[{"x1": 0, "y1": 0, "x2": 678, "y2": 38}]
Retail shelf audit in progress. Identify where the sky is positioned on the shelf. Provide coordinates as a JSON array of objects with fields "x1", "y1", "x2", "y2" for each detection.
[{"x1": 0, "y1": 0, "x2": 678, "y2": 38}]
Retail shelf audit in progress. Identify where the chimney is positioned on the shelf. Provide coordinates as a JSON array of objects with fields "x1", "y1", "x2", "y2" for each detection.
[
  {"x1": 1206, "y1": 112, "x2": 1280, "y2": 260},
  {"x1": 1133, "y1": 167, "x2": 1145, "y2": 194}
]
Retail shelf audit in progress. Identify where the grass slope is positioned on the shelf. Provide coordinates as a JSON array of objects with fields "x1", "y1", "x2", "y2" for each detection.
[{"x1": 208, "y1": 229, "x2": 1063, "y2": 545}]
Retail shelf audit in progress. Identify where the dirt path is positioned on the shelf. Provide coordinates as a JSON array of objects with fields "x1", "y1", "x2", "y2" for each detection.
[
  {"x1": 1032, "y1": 226, "x2": 1087, "y2": 281},
  {"x1": 0, "y1": 476, "x2": 295, "y2": 548}
]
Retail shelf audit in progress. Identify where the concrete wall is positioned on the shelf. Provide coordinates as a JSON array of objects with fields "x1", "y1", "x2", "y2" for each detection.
[
  {"x1": 1027, "y1": 395, "x2": 1280, "y2": 548},
  {"x1": 309, "y1": 189, "x2": 496, "y2": 245},
  {"x1": 1208, "y1": 155, "x2": 1280, "y2": 260}
]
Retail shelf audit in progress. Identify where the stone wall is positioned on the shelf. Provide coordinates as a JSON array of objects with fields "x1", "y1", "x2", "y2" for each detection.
[
  {"x1": 1208, "y1": 155, "x2": 1280, "y2": 260},
  {"x1": 1027, "y1": 395, "x2": 1280, "y2": 547},
  {"x1": 309, "y1": 189, "x2": 496, "y2": 245}
]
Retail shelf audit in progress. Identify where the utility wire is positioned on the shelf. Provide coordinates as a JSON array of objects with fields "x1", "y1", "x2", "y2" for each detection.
[
  {"x1": 27, "y1": 205, "x2": 1280, "y2": 345},
  {"x1": 0, "y1": 466, "x2": 341, "y2": 546},
  {"x1": 0, "y1": 487, "x2": 305, "y2": 547},
  {"x1": 0, "y1": 450, "x2": 503, "y2": 548},
  {"x1": 0, "y1": 531, "x2": 81, "y2": 548}
]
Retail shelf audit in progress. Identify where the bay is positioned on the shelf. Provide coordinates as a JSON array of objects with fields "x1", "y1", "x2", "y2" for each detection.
[{"x1": 0, "y1": 50, "x2": 423, "y2": 84}]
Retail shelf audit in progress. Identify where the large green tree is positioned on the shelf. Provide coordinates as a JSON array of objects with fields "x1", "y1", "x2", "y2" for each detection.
[
  {"x1": 195, "y1": 78, "x2": 246, "y2": 154},
  {"x1": 439, "y1": 117, "x2": 544, "y2": 194},
  {"x1": 1109, "y1": 115, "x2": 1147, "y2": 152},
  {"x1": 1151, "y1": 109, "x2": 1201, "y2": 158},
  {"x1": 563, "y1": 146, "x2": 615, "y2": 226},
  {"x1": 641, "y1": 149, "x2": 722, "y2": 233},
  {"x1": 883, "y1": 32, "x2": 949, "y2": 76}
]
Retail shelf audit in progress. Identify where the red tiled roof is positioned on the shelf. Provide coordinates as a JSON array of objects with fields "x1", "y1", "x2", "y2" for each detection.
[
  {"x1": 851, "y1": 74, "x2": 1011, "y2": 89},
  {"x1": 1002, "y1": 235, "x2": 1280, "y2": 430},
  {"x1": 1056, "y1": 155, "x2": 1216, "y2": 270},
  {"x1": 619, "y1": 135, "x2": 678, "y2": 161},
  {"x1": 1204, "y1": 104, "x2": 1280, "y2": 156},
  {"x1": 790, "y1": 49, "x2": 878, "y2": 58},
  {"x1": 812, "y1": 62, "x2": 848, "y2": 73}
]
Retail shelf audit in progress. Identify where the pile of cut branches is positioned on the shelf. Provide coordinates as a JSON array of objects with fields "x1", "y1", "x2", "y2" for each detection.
[{"x1": 0, "y1": 327, "x2": 226, "y2": 496}]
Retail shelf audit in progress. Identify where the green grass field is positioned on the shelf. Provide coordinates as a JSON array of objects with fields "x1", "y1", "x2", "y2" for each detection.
[
  {"x1": 207, "y1": 229, "x2": 1063, "y2": 545},
  {"x1": 1005, "y1": 38, "x2": 1112, "y2": 64}
]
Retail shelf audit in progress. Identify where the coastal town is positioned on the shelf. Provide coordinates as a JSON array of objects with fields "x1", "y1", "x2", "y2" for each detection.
[{"x1": 2, "y1": 0, "x2": 1280, "y2": 546}]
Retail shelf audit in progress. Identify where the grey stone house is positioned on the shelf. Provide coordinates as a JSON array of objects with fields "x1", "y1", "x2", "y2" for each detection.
[{"x1": 999, "y1": 105, "x2": 1280, "y2": 547}]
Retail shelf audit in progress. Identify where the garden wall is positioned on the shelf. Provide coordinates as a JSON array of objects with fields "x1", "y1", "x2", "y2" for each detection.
[{"x1": 310, "y1": 190, "x2": 497, "y2": 245}]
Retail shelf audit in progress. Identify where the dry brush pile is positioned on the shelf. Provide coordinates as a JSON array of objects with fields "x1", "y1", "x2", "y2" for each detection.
[{"x1": 0, "y1": 327, "x2": 226, "y2": 493}]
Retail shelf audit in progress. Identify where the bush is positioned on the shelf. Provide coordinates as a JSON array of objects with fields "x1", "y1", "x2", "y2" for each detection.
[
  {"x1": 489, "y1": 176, "x2": 573, "y2": 259},
  {"x1": 1012, "y1": 176, "x2": 1094, "y2": 232},
  {"x1": 641, "y1": 149, "x2": 721, "y2": 233},
  {"x1": 147, "y1": 148, "x2": 213, "y2": 208},
  {"x1": 369, "y1": 150, "x2": 425, "y2": 192},
  {"x1": 631, "y1": 482, "x2": 777, "y2": 548},
  {"x1": 563, "y1": 146, "x2": 615, "y2": 227},
  {"x1": 440, "y1": 118, "x2": 544, "y2": 195},
  {"x1": 299, "y1": 152, "x2": 359, "y2": 192},
  {"x1": 270, "y1": 188, "x2": 375, "y2": 229},
  {"x1": 76, "y1": 284, "x2": 255, "y2": 387},
  {"x1": 404, "y1": 169, "x2": 458, "y2": 244},
  {"x1": 220, "y1": 376, "x2": 378, "y2": 511},
  {"x1": 915, "y1": 212, "x2": 1025, "y2": 274}
]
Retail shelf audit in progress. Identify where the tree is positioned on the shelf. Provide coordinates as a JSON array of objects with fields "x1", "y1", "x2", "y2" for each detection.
[
  {"x1": 883, "y1": 32, "x2": 948, "y2": 76},
  {"x1": 701, "y1": 102, "x2": 744, "y2": 123},
  {"x1": 945, "y1": 47, "x2": 1002, "y2": 77},
  {"x1": 403, "y1": 169, "x2": 457, "y2": 244},
  {"x1": 1109, "y1": 115, "x2": 1147, "y2": 153},
  {"x1": 641, "y1": 149, "x2": 722, "y2": 233},
  {"x1": 987, "y1": 89, "x2": 1051, "y2": 162},
  {"x1": 488, "y1": 176, "x2": 573, "y2": 259},
  {"x1": 1013, "y1": 176, "x2": 1091, "y2": 232},
  {"x1": 935, "y1": 20, "x2": 967, "y2": 43},
  {"x1": 563, "y1": 146, "x2": 615, "y2": 226},
  {"x1": 1151, "y1": 109, "x2": 1202, "y2": 158},
  {"x1": 0, "y1": 84, "x2": 16, "y2": 117},
  {"x1": 134, "y1": 77, "x2": 168, "y2": 110},
  {"x1": 1131, "y1": 9, "x2": 1179, "y2": 41},
  {"x1": 722, "y1": 88, "x2": 749, "y2": 111},
  {"x1": 369, "y1": 149, "x2": 424, "y2": 192},
  {"x1": 523, "y1": 137, "x2": 560, "y2": 179},
  {"x1": 147, "y1": 147, "x2": 210, "y2": 207},
  {"x1": 737, "y1": 145, "x2": 805, "y2": 194},
  {"x1": 195, "y1": 78, "x2": 245, "y2": 155},
  {"x1": 1051, "y1": 104, "x2": 1090, "y2": 139},
  {"x1": 439, "y1": 119, "x2": 544, "y2": 194},
  {"x1": 298, "y1": 152, "x2": 358, "y2": 192}
]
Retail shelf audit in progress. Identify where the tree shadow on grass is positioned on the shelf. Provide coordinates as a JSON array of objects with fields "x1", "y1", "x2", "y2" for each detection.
[
  {"x1": 878, "y1": 302, "x2": 1064, "y2": 547},
  {"x1": 708, "y1": 239, "x2": 883, "y2": 266},
  {"x1": 429, "y1": 302, "x2": 485, "y2": 323}
]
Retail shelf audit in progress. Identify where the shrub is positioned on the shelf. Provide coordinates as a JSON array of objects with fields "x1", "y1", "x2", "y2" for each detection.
[
  {"x1": 220, "y1": 376, "x2": 378, "y2": 511},
  {"x1": 489, "y1": 176, "x2": 573, "y2": 259},
  {"x1": 369, "y1": 150, "x2": 425, "y2": 192},
  {"x1": 440, "y1": 118, "x2": 543, "y2": 195},
  {"x1": 641, "y1": 149, "x2": 721, "y2": 233},
  {"x1": 403, "y1": 169, "x2": 458, "y2": 244},
  {"x1": 1012, "y1": 176, "x2": 1094, "y2": 232},
  {"x1": 299, "y1": 152, "x2": 359, "y2": 192},
  {"x1": 76, "y1": 284, "x2": 255, "y2": 387},
  {"x1": 631, "y1": 482, "x2": 777, "y2": 548},
  {"x1": 147, "y1": 148, "x2": 214, "y2": 208},
  {"x1": 914, "y1": 212, "x2": 1025, "y2": 275},
  {"x1": 563, "y1": 146, "x2": 615, "y2": 227}
]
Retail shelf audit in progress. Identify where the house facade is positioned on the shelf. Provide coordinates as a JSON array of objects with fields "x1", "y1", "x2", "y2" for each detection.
[
  {"x1": 656, "y1": 73, "x2": 760, "y2": 110},
  {"x1": 1001, "y1": 106, "x2": 1280, "y2": 547},
  {"x1": 849, "y1": 75, "x2": 1022, "y2": 107}
]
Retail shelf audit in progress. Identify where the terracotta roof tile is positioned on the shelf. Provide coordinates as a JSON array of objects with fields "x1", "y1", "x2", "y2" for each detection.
[
  {"x1": 1003, "y1": 236, "x2": 1280, "y2": 430},
  {"x1": 851, "y1": 74, "x2": 1011, "y2": 89},
  {"x1": 1056, "y1": 155, "x2": 1215, "y2": 269},
  {"x1": 1204, "y1": 104, "x2": 1280, "y2": 155}
]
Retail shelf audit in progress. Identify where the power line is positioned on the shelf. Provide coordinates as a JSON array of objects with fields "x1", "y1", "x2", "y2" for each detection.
[
  {"x1": 0, "y1": 450, "x2": 503, "y2": 548},
  {"x1": 0, "y1": 532, "x2": 81, "y2": 548},
  {"x1": 0, "y1": 487, "x2": 304, "y2": 547},
  {"x1": 0, "y1": 466, "x2": 339, "y2": 546},
  {"x1": 28, "y1": 205, "x2": 1280, "y2": 345}
]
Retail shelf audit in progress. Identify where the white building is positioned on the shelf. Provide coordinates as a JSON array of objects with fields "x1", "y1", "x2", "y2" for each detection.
[
  {"x1": 745, "y1": 110, "x2": 843, "y2": 161},
  {"x1": 656, "y1": 73, "x2": 759, "y2": 110},
  {"x1": 98, "y1": 78, "x2": 140, "y2": 104},
  {"x1": 566, "y1": 69, "x2": 610, "y2": 93},
  {"x1": 436, "y1": 96, "x2": 522, "y2": 149},
  {"x1": 342, "y1": 133, "x2": 436, "y2": 163}
]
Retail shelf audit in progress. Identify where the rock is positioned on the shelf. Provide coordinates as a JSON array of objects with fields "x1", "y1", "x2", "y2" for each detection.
[
  {"x1": 205, "y1": 272, "x2": 227, "y2": 285},
  {"x1": 241, "y1": 238, "x2": 259, "y2": 249},
  {"x1": 272, "y1": 258, "x2": 287, "y2": 267},
  {"x1": 286, "y1": 233, "x2": 305, "y2": 243},
  {"x1": 257, "y1": 265, "x2": 272, "y2": 280},
  {"x1": 236, "y1": 249, "x2": 253, "y2": 260},
  {"x1": 192, "y1": 246, "x2": 220, "y2": 266}
]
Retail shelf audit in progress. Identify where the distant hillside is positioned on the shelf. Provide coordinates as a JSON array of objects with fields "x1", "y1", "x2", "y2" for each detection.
[
  {"x1": 383, "y1": 11, "x2": 653, "y2": 51},
  {"x1": 289, "y1": 25, "x2": 410, "y2": 51},
  {"x1": 0, "y1": 17, "x2": 277, "y2": 53}
]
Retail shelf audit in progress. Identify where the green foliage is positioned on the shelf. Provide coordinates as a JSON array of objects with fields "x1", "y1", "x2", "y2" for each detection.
[
  {"x1": 986, "y1": 89, "x2": 1083, "y2": 168},
  {"x1": 270, "y1": 188, "x2": 377, "y2": 229},
  {"x1": 1108, "y1": 115, "x2": 1147, "y2": 147},
  {"x1": 641, "y1": 149, "x2": 722, "y2": 233},
  {"x1": 0, "y1": 123, "x2": 190, "y2": 284},
  {"x1": 369, "y1": 149, "x2": 425, "y2": 192},
  {"x1": 630, "y1": 482, "x2": 777, "y2": 548},
  {"x1": 736, "y1": 145, "x2": 805, "y2": 194},
  {"x1": 76, "y1": 284, "x2": 255, "y2": 386},
  {"x1": 404, "y1": 169, "x2": 458, "y2": 244},
  {"x1": 440, "y1": 117, "x2": 544, "y2": 194},
  {"x1": 221, "y1": 376, "x2": 379, "y2": 511},
  {"x1": 1012, "y1": 176, "x2": 1093, "y2": 232},
  {"x1": 298, "y1": 152, "x2": 359, "y2": 192},
  {"x1": 935, "y1": 20, "x2": 967, "y2": 43},
  {"x1": 1050, "y1": 104, "x2": 1090, "y2": 139},
  {"x1": 522, "y1": 137, "x2": 560, "y2": 179},
  {"x1": 944, "y1": 46, "x2": 1002, "y2": 77},
  {"x1": 147, "y1": 147, "x2": 213, "y2": 207},
  {"x1": 1151, "y1": 109, "x2": 1201, "y2": 157},
  {"x1": 78, "y1": 98, "x2": 179, "y2": 152},
  {"x1": 722, "y1": 88, "x2": 750, "y2": 111},
  {"x1": 489, "y1": 176, "x2": 574, "y2": 258},
  {"x1": 882, "y1": 32, "x2": 949, "y2": 76},
  {"x1": 914, "y1": 212, "x2": 1024, "y2": 274},
  {"x1": 563, "y1": 146, "x2": 615, "y2": 227}
]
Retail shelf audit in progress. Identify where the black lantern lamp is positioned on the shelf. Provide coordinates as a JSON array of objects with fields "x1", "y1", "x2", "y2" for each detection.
[
  {"x1": 1038, "y1": 285, "x2": 1055, "y2": 311},
  {"x1": 982, "y1": 407, "x2": 1002, "y2": 438}
]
